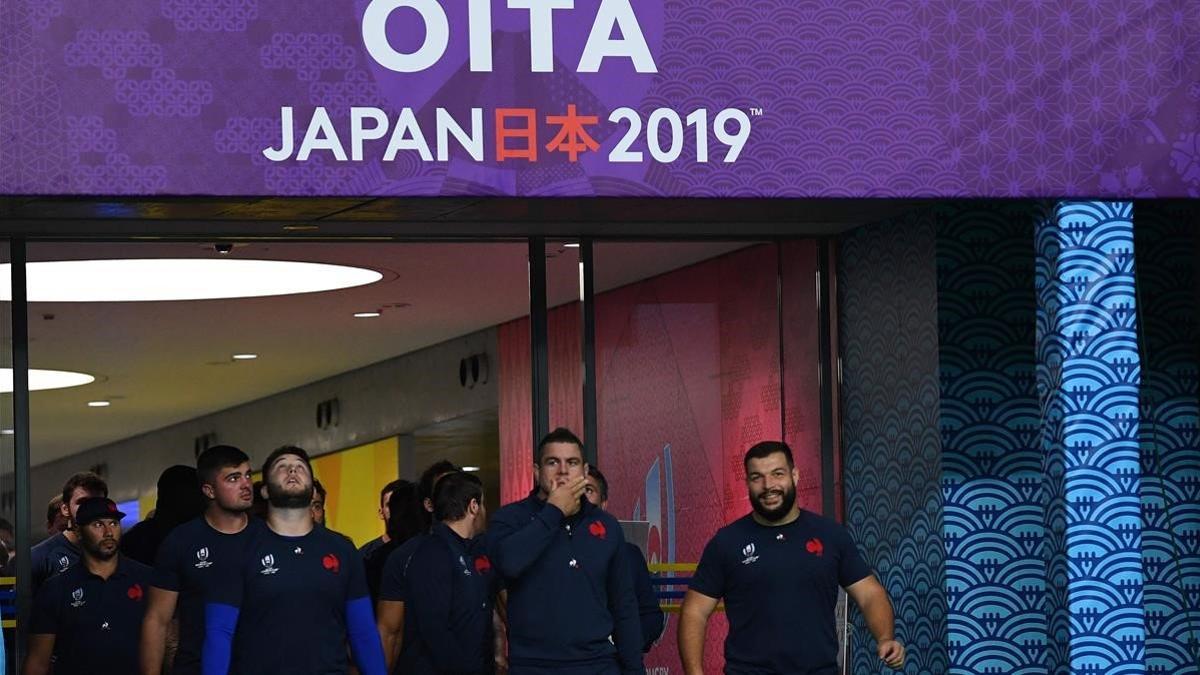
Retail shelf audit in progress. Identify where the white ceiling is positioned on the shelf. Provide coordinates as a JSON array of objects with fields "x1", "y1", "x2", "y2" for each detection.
[{"x1": 8, "y1": 240, "x2": 750, "y2": 465}]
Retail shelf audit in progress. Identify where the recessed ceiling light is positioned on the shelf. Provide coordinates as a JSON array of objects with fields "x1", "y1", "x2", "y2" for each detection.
[
  {"x1": 0, "y1": 259, "x2": 383, "y2": 302},
  {"x1": 87, "y1": 400, "x2": 111, "y2": 408},
  {"x1": 354, "y1": 311, "x2": 382, "y2": 318},
  {"x1": 0, "y1": 368, "x2": 95, "y2": 393},
  {"x1": 232, "y1": 353, "x2": 258, "y2": 360},
  {"x1": 462, "y1": 466, "x2": 481, "y2": 472},
  {"x1": 563, "y1": 243, "x2": 581, "y2": 248}
]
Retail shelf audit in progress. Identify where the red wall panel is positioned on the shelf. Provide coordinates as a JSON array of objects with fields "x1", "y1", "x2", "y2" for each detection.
[{"x1": 497, "y1": 318, "x2": 534, "y2": 503}]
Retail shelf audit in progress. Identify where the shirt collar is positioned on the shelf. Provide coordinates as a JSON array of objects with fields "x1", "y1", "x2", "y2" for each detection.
[
  {"x1": 79, "y1": 555, "x2": 132, "y2": 581},
  {"x1": 432, "y1": 522, "x2": 469, "y2": 547}
]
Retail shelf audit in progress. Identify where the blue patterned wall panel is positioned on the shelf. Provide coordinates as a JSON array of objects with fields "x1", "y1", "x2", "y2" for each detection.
[
  {"x1": 935, "y1": 203, "x2": 1047, "y2": 674},
  {"x1": 840, "y1": 209, "x2": 949, "y2": 674},
  {"x1": 842, "y1": 201, "x2": 1193, "y2": 674},
  {"x1": 1035, "y1": 202, "x2": 1147, "y2": 674},
  {"x1": 1134, "y1": 203, "x2": 1200, "y2": 675}
]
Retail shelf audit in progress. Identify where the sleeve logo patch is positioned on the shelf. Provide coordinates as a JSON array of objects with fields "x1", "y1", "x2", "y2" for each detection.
[
  {"x1": 805, "y1": 538, "x2": 824, "y2": 557},
  {"x1": 322, "y1": 553, "x2": 341, "y2": 573},
  {"x1": 588, "y1": 521, "x2": 607, "y2": 539}
]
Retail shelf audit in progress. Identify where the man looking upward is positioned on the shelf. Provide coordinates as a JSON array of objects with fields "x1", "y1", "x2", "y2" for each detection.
[{"x1": 201, "y1": 445, "x2": 386, "y2": 675}]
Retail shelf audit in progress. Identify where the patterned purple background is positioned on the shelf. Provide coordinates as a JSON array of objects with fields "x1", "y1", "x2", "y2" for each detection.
[{"x1": 2, "y1": 0, "x2": 1199, "y2": 197}]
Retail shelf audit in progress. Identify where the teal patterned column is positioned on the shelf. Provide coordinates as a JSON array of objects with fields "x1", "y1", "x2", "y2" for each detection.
[{"x1": 1035, "y1": 202, "x2": 1146, "y2": 674}]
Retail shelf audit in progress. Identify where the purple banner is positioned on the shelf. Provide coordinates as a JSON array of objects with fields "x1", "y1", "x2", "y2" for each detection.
[{"x1": 2, "y1": 0, "x2": 1199, "y2": 197}]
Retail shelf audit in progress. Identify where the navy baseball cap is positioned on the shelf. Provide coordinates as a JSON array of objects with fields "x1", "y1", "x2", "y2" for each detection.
[{"x1": 74, "y1": 497, "x2": 125, "y2": 526}]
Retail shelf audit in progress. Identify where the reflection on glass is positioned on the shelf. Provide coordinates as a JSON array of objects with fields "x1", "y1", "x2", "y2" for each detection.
[
  {"x1": 545, "y1": 241, "x2": 584, "y2": 437},
  {"x1": 589, "y1": 240, "x2": 822, "y2": 675},
  {"x1": 21, "y1": 242, "x2": 528, "y2": 548}
]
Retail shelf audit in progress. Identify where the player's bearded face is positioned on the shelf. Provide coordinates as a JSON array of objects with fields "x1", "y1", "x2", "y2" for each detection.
[
  {"x1": 266, "y1": 456, "x2": 315, "y2": 509},
  {"x1": 750, "y1": 476, "x2": 797, "y2": 522},
  {"x1": 80, "y1": 519, "x2": 120, "y2": 560}
]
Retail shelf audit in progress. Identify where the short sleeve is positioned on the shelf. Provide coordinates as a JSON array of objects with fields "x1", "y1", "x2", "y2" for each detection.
[
  {"x1": 152, "y1": 530, "x2": 184, "y2": 592},
  {"x1": 688, "y1": 535, "x2": 727, "y2": 599},
  {"x1": 29, "y1": 583, "x2": 60, "y2": 635},
  {"x1": 836, "y1": 527, "x2": 872, "y2": 588},
  {"x1": 379, "y1": 538, "x2": 418, "y2": 602}
]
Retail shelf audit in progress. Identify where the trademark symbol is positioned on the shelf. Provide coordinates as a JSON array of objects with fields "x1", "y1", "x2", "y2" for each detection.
[{"x1": 749, "y1": 107, "x2": 763, "y2": 116}]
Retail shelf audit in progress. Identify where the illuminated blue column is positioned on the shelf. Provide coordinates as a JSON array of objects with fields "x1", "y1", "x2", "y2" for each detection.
[{"x1": 1034, "y1": 202, "x2": 1146, "y2": 674}]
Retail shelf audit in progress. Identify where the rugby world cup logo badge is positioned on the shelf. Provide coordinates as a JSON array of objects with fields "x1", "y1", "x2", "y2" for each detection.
[
  {"x1": 194, "y1": 547, "x2": 213, "y2": 568},
  {"x1": 259, "y1": 554, "x2": 279, "y2": 575},
  {"x1": 741, "y1": 543, "x2": 759, "y2": 565},
  {"x1": 70, "y1": 587, "x2": 86, "y2": 608}
]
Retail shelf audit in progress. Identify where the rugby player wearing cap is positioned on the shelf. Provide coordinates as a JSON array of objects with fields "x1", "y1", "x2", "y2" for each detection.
[
  {"x1": 201, "y1": 445, "x2": 386, "y2": 675},
  {"x1": 583, "y1": 466, "x2": 665, "y2": 653},
  {"x1": 140, "y1": 445, "x2": 262, "y2": 675},
  {"x1": 679, "y1": 441, "x2": 905, "y2": 674},
  {"x1": 25, "y1": 497, "x2": 154, "y2": 675},
  {"x1": 487, "y1": 428, "x2": 643, "y2": 675},
  {"x1": 30, "y1": 472, "x2": 108, "y2": 591},
  {"x1": 402, "y1": 471, "x2": 500, "y2": 674}
]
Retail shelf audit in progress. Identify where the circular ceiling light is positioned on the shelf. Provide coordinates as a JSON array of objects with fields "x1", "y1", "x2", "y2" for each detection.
[
  {"x1": 0, "y1": 259, "x2": 383, "y2": 302},
  {"x1": 0, "y1": 368, "x2": 96, "y2": 393}
]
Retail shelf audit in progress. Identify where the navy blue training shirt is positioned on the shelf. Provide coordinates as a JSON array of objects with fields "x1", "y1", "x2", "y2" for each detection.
[
  {"x1": 358, "y1": 535, "x2": 386, "y2": 560},
  {"x1": 403, "y1": 524, "x2": 499, "y2": 674},
  {"x1": 30, "y1": 556, "x2": 154, "y2": 675},
  {"x1": 151, "y1": 515, "x2": 264, "y2": 675},
  {"x1": 364, "y1": 538, "x2": 400, "y2": 602},
  {"x1": 690, "y1": 511, "x2": 872, "y2": 675},
  {"x1": 378, "y1": 533, "x2": 424, "y2": 603},
  {"x1": 30, "y1": 532, "x2": 81, "y2": 591},
  {"x1": 203, "y1": 524, "x2": 385, "y2": 675},
  {"x1": 487, "y1": 494, "x2": 643, "y2": 674}
]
